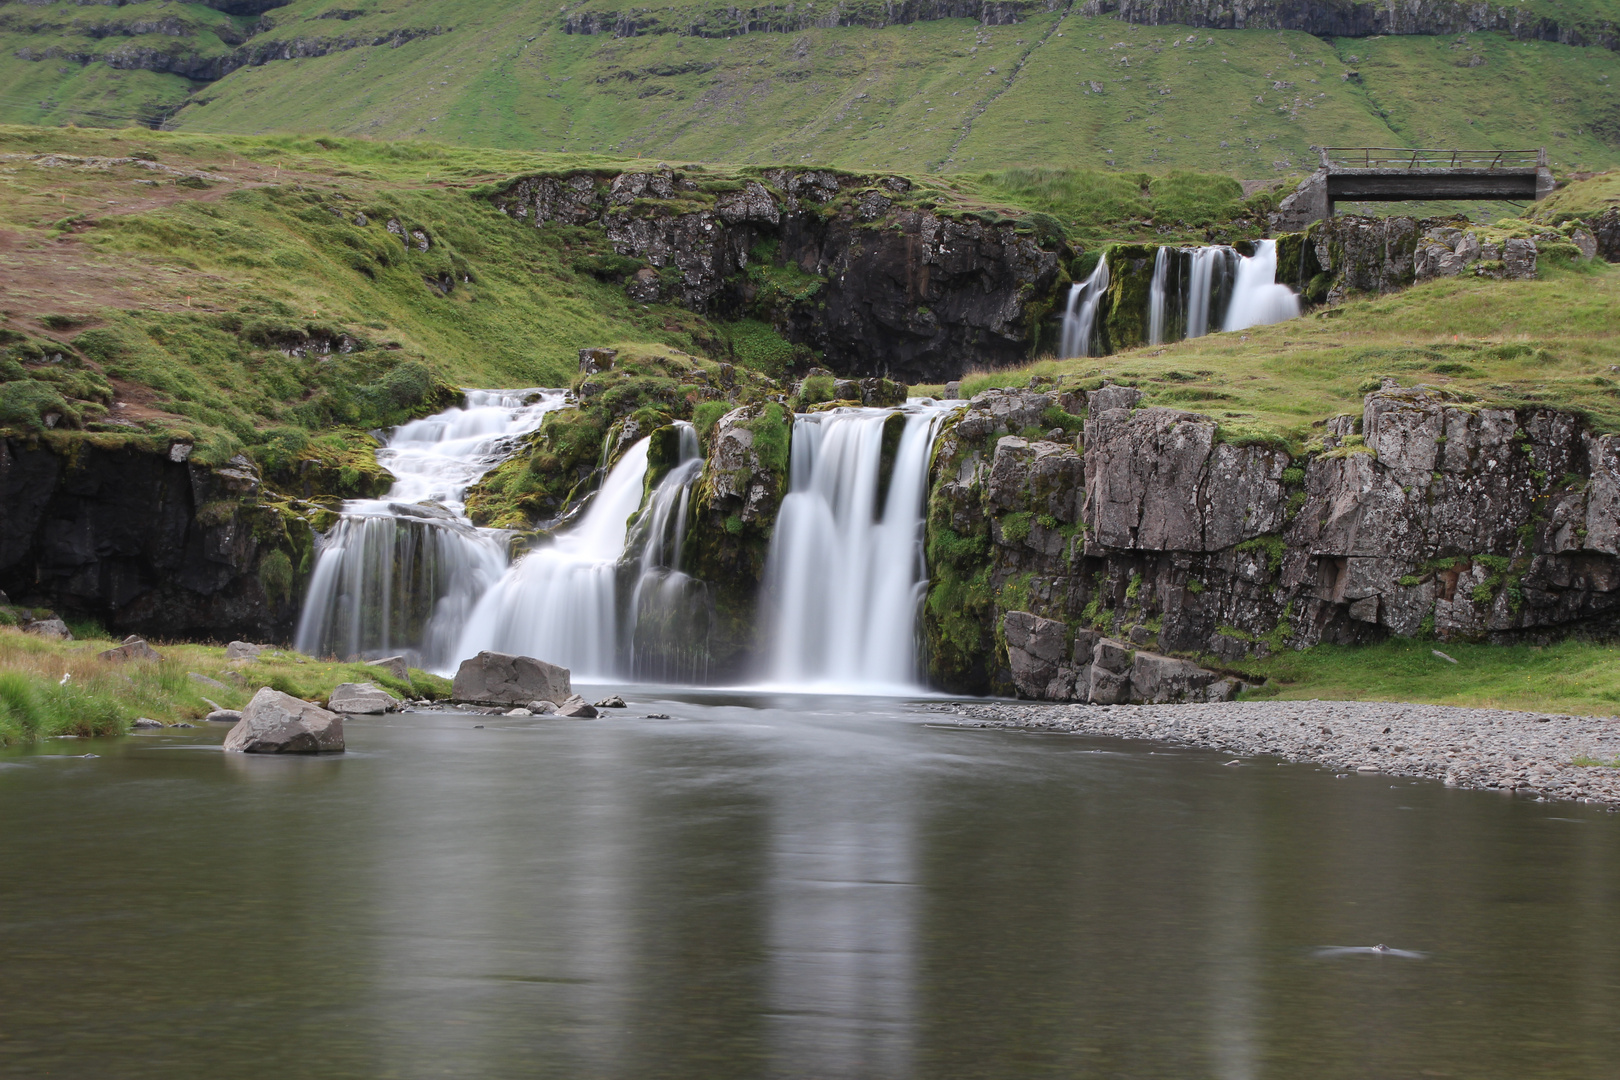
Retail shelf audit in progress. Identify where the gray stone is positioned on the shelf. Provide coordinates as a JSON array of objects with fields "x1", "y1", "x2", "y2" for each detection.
[
  {"x1": 22, "y1": 616, "x2": 71, "y2": 641},
  {"x1": 131, "y1": 717, "x2": 163, "y2": 730},
  {"x1": 99, "y1": 638, "x2": 162, "y2": 662},
  {"x1": 595, "y1": 695, "x2": 627, "y2": 708},
  {"x1": 366, "y1": 655, "x2": 410, "y2": 681},
  {"x1": 1003, "y1": 610, "x2": 1068, "y2": 699},
  {"x1": 1088, "y1": 666, "x2": 1131, "y2": 706},
  {"x1": 223, "y1": 688, "x2": 344, "y2": 754},
  {"x1": 556, "y1": 695, "x2": 598, "y2": 719},
  {"x1": 526, "y1": 700, "x2": 558, "y2": 715},
  {"x1": 188, "y1": 672, "x2": 231, "y2": 691},
  {"x1": 452, "y1": 651, "x2": 571, "y2": 706},
  {"x1": 327, "y1": 682, "x2": 399, "y2": 715},
  {"x1": 1092, "y1": 638, "x2": 1133, "y2": 675},
  {"x1": 204, "y1": 709, "x2": 242, "y2": 723},
  {"x1": 225, "y1": 641, "x2": 264, "y2": 662},
  {"x1": 1128, "y1": 652, "x2": 1222, "y2": 704}
]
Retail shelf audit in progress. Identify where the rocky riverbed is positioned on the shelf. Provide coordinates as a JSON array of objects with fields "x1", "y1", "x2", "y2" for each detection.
[{"x1": 931, "y1": 699, "x2": 1620, "y2": 806}]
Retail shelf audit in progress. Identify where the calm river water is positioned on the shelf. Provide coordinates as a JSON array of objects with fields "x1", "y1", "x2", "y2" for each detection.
[{"x1": 3, "y1": 691, "x2": 1618, "y2": 1079}]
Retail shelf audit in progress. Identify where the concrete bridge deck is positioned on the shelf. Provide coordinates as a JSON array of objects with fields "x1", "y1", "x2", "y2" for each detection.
[{"x1": 1271, "y1": 147, "x2": 1555, "y2": 230}]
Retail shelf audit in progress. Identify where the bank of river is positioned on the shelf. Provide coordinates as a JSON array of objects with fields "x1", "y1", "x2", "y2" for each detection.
[{"x1": 935, "y1": 699, "x2": 1620, "y2": 805}]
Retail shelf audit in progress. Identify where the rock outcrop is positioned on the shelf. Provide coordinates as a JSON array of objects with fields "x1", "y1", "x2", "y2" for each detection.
[
  {"x1": 98, "y1": 636, "x2": 162, "y2": 662},
  {"x1": 926, "y1": 381, "x2": 1620, "y2": 698},
  {"x1": 451, "y1": 651, "x2": 572, "y2": 706},
  {"x1": 0, "y1": 437, "x2": 313, "y2": 644},
  {"x1": 491, "y1": 168, "x2": 1065, "y2": 381},
  {"x1": 223, "y1": 688, "x2": 345, "y2": 754}
]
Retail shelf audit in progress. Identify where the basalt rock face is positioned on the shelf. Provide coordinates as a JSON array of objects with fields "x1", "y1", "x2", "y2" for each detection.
[
  {"x1": 925, "y1": 384, "x2": 1620, "y2": 698},
  {"x1": 0, "y1": 437, "x2": 313, "y2": 644},
  {"x1": 491, "y1": 169, "x2": 1066, "y2": 382},
  {"x1": 1081, "y1": 0, "x2": 1618, "y2": 49},
  {"x1": 1304, "y1": 215, "x2": 1540, "y2": 302}
]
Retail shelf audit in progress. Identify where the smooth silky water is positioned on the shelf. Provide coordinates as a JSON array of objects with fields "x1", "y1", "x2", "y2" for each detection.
[{"x1": 4, "y1": 697, "x2": 1620, "y2": 1079}]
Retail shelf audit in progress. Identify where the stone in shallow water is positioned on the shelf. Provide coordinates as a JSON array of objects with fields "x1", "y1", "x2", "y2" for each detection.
[
  {"x1": 556, "y1": 695, "x2": 597, "y2": 719},
  {"x1": 595, "y1": 695, "x2": 627, "y2": 709},
  {"x1": 223, "y1": 688, "x2": 344, "y2": 754},
  {"x1": 451, "y1": 651, "x2": 571, "y2": 707},
  {"x1": 327, "y1": 682, "x2": 399, "y2": 715},
  {"x1": 131, "y1": 717, "x2": 163, "y2": 730},
  {"x1": 204, "y1": 709, "x2": 242, "y2": 724}
]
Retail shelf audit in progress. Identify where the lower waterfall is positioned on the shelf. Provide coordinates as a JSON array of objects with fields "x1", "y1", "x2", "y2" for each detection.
[
  {"x1": 761, "y1": 403, "x2": 950, "y2": 690},
  {"x1": 293, "y1": 389, "x2": 564, "y2": 670},
  {"x1": 1059, "y1": 256, "x2": 1110, "y2": 359}
]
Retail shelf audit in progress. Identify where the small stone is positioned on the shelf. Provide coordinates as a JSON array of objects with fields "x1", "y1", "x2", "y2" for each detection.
[
  {"x1": 172, "y1": 722, "x2": 195, "y2": 729},
  {"x1": 224, "y1": 641, "x2": 264, "y2": 662},
  {"x1": 505, "y1": 708, "x2": 533, "y2": 717},
  {"x1": 643, "y1": 713, "x2": 672, "y2": 719},
  {"x1": 366, "y1": 655, "x2": 410, "y2": 681},
  {"x1": 556, "y1": 694, "x2": 598, "y2": 719},
  {"x1": 100, "y1": 638, "x2": 162, "y2": 663},
  {"x1": 526, "y1": 700, "x2": 557, "y2": 715},
  {"x1": 22, "y1": 616, "x2": 71, "y2": 641},
  {"x1": 327, "y1": 682, "x2": 400, "y2": 715},
  {"x1": 204, "y1": 709, "x2": 242, "y2": 723},
  {"x1": 131, "y1": 717, "x2": 163, "y2": 730},
  {"x1": 594, "y1": 695, "x2": 627, "y2": 708}
]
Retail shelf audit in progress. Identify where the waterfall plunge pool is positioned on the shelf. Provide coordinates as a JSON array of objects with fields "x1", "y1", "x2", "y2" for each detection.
[{"x1": 4, "y1": 691, "x2": 1619, "y2": 1079}]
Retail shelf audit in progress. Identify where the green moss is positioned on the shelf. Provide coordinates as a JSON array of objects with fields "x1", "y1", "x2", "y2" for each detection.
[
  {"x1": 999, "y1": 512, "x2": 1033, "y2": 545},
  {"x1": 1235, "y1": 534, "x2": 1287, "y2": 574},
  {"x1": 257, "y1": 549, "x2": 295, "y2": 608}
]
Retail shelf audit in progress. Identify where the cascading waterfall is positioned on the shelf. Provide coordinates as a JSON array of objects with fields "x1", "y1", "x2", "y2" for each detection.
[
  {"x1": 626, "y1": 424, "x2": 710, "y2": 683},
  {"x1": 294, "y1": 390, "x2": 564, "y2": 669},
  {"x1": 1221, "y1": 239, "x2": 1301, "y2": 332},
  {"x1": 1148, "y1": 246, "x2": 1171, "y2": 346},
  {"x1": 456, "y1": 438, "x2": 652, "y2": 680},
  {"x1": 1059, "y1": 256, "x2": 1110, "y2": 359},
  {"x1": 762, "y1": 402, "x2": 950, "y2": 690},
  {"x1": 1185, "y1": 245, "x2": 1231, "y2": 339}
]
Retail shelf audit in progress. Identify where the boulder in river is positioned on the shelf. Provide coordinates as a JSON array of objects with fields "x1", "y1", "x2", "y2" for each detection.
[
  {"x1": 451, "y1": 651, "x2": 571, "y2": 706},
  {"x1": 204, "y1": 709, "x2": 242, "y2": 723},
  {"x1": 223, "y1": 688, "x2": 344, "y2": 754},
  {"x1": 556, "y1": 695, "x2": 598, "y2": 719},
  {"x1": 595, "y1": 695, "x2": 627, "y2": 709},
  {"x1": 99, "y1": 636, "x2": 162, "y2": 663},
  {"x1": 327, "y1": 682, "x2": 399, "y2": 715}
]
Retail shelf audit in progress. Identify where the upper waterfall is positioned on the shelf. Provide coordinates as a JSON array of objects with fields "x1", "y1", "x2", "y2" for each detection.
[
  {"x1": 293, "y1": 390, "x2": 565, "y2": 669},
  {"x1": 761, "y1": 402, "x2": 951, "y2": 691}
]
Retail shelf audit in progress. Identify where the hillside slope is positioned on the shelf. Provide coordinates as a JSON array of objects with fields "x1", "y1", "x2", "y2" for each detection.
[{"x1": 0, "y1": 0, "x2": 1614, "y2": 174}]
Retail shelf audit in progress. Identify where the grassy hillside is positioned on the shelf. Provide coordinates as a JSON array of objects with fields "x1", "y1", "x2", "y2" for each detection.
[{"x1": 0, "y1": 0, "x2": 1614, "y2": 175}]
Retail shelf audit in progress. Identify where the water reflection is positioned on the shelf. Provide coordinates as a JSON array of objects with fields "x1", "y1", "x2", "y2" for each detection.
[{"x1": 3, "y1": 697, "x2": 1620, "y2": 1079}]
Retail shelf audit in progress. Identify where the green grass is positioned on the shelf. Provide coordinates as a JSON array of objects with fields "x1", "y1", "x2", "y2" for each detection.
[
  {"x1": 1, "y1": 0, "x2": 1613, "y2": 176},
  {"x1": 1236, "y1": 637, "x2": 1620, "y2": 718},
  {"x1": 960, "y1": 258, "x2": 1620, "y2": 444},
  {"x1": 0, "y1": 623, "x2": 451, "y2": 745}
]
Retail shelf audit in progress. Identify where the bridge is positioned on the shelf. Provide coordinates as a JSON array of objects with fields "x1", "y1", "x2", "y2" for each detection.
[{"x1": 1271, "y1": 147, "x2": 1555, "y2": 231}]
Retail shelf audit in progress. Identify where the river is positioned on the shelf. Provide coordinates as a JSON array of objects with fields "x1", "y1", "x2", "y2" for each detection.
[{"x1": 3, "y1": 690, "x2": 1618, "y2": 1078}]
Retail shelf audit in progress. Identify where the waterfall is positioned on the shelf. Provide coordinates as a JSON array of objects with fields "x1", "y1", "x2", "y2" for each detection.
[
  {"x1": 1185, "y1": 245, "x2": 1232, "y2": 339},
  {"x1": 761, "y1": 402, "x2": 950, "y2": 691},
  {"x1": 1222, "y1": 239, "x2": 1302, "y2": 332},
  {"x1": 626, "y1": 424, "x2": 710, "y2": 683},
  {"x1": 1147, "y1": 246, "x2": 1171, "y2": 346},
  {"x1": 293, "y1": 390, "x2": 565, "y2": 668},
  {"x1": 1059, "y1": 256, "x2": 1110, "y2": 359},
  {"x1": 456, "y1": 438, "x2": 652, "y2": 680}
]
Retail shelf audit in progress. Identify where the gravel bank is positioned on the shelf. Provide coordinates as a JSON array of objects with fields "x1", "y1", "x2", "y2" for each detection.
[{"x1": 932, "y1": 699, "x2": 1620, "y2": 806}]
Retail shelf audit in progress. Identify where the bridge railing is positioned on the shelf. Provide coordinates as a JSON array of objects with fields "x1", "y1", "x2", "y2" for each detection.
[{"x1": 1318, "y1": 147, "x2": 1546, "y2": 170}]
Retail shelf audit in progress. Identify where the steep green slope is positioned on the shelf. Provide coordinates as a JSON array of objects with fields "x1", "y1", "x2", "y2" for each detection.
[{"x1": 0, "y1": 0, "x2": 1614, "y2": 173}]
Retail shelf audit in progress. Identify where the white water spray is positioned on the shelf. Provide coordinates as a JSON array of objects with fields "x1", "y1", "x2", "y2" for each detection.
[
  {"x1": 761, "y1": 402, "x2": 950, "y2": 691},
  {"x1": 456, "y1": 438, "x2": 652, "y2": 680},
  {"x1": 1221, "y1": 239, "x2": 1301, "y2": 332},
  {"x1": 1059, "y1": 256, "x2": 1110, "y2": 359},
  {"x1": 294, "y1": 390, "x2": 564, "y2": 668},
  {"x1": 1147, "y1": 246, "x2": 1171, "y2": 346}
]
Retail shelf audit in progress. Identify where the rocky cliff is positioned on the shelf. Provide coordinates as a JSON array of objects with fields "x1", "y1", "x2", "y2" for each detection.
[
  {"x1": 926, "y1": 382, "x2": 1620, "y2": 699},
  {"x1": 491, "y1": 167, "x2": 1067, "y2": 381},
  {"x1": 0, "y1": 435, "x2": 315, "y2": 643}
]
